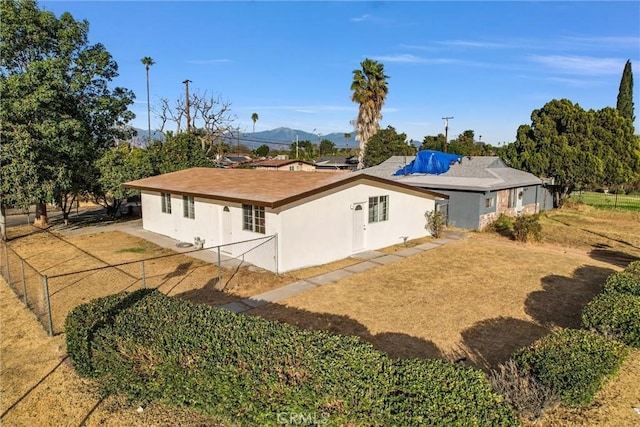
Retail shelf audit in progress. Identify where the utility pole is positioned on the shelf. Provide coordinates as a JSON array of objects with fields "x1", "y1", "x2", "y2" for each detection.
[
  {"x1": 442, "y1": 116, "x2": 453, "y2": 153},
  {"x1": 236, "y1": 127, "x2": 240, "y2": 156},
  {"x1": 183, "y1": 79, "x2": 192, "y2": 133}
]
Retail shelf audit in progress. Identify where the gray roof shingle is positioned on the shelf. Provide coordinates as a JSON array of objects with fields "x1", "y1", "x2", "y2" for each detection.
[{"x1": 361, "y1": 155, "x2": 542, "y2": 192}]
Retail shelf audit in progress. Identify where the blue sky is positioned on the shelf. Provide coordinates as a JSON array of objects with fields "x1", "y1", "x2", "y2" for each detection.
[{"x1": 41, "y1": 1, "x2": 640, "y2": 146}]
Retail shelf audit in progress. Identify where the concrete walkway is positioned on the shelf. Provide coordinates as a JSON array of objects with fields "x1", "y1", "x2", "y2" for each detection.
[
  {"x1": 52, "y1": 216, "x2": 468, "y2": 314},
  {"x1": 218, "y1": 230, "x2": 470, "y2": 313}
]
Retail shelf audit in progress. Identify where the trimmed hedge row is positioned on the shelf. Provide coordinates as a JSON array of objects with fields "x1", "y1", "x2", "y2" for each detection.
[
  {"x1": 582, "y1": 293, "x2": 640, "y2": 347},
  {"x1": 65, "y1": 290, "x2": 519, "y2": 426},
  {"x1": 602, "y1": 271, "x2": 640, "y2": 296},
  {"x1": 512, "y1": 329, "x2": 629, "y2": 407},
  {"x1": 580, "y1": 262, "x2": 640, "y2": 348}
]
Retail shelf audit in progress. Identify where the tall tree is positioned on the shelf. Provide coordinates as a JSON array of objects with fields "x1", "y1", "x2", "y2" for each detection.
[
  {"x1": 616, "y1": 59, "x2": 635, "y2": 124},
  {"x1": 350, "y1": 58, "x2": 389, "y2": 170},
  {"x1": 364, "y1": 125, "x2": 413, "y2": 167},
  {"x1": 500, "y1": 99, "x2": 640, "y2": 206},
  {"x1": 141, "y1": 56, "x2": 155, "y2": 143},
  {"x1": 319, "y1": 139, "x2": 336, "y2": 156},
  {"x1": 1, "y1": 0, "x2": 135, "y2": 225},
  {"x1": 251, "y1": 112, "x2": 259, "y2": 134}
]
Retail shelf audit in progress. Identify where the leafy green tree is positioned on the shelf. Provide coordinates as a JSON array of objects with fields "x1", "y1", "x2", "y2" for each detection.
[
  {"x1": 147, "y1": 132, "x2": 215, "y2": 174},
  {"x1": 96, "y1": 144, "x2": 153, "y2": 216},
  {"x1": 1, "y1": 0, "x2": 135, "y2": 225},
  {"x1": 319, "y1": 139, "x2": 336, "y2": 156},
  {"x1": 616, "y1": 59, "x2": 635, "y2": 123},
  {"x1": 364, "y1": 126, "x2": 414, "y2": 167},
  {"x1": 289, "y1": 140, "x2": 315, "y2": 161},
  {"x1": 351, "y1": 58, "x2": 389, "y2": 170},
  {"x1": 420, "y1": 134, "x2": 447, "y2": 152},
  {"x1": 254, "y1": 144, "x2": 270, "y2": 157},
  {"x1": 500, "y1": 99, "x2": 640, "y2": 206}
]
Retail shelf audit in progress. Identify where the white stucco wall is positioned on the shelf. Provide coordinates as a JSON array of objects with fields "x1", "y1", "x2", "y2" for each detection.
[
  {"x1": 275, "y1": 182, "x2": 436, "y2": 272},
  {"x1": 140, "y1": 182, "x2": 437, "y2": 274}
]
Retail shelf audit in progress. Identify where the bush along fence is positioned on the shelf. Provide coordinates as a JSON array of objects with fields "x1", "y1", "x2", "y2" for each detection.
[{"x1": 1, "y1": 234, "x2": 277, "y2": 336}]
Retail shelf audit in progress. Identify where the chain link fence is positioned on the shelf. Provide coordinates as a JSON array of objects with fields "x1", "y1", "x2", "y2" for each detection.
[{"x1": 1, "y1": 234, "x2": 277, "y2": 336}]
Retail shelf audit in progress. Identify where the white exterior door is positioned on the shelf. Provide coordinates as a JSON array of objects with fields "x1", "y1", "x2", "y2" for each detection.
[
  {"x1": 222, "y1": 206, "x2": 232, "y2": 254},
  {"x1": 352, "y1": 204, "x2": 365, "y2": 252},
  {"x1": 516, "y1": 188, "x2": 523, "y2": 215}
]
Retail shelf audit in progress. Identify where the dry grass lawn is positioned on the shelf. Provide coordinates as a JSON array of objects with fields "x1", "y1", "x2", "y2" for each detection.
[{"x1": 2, "y1": 204, "x2": 640, "y2": 426}]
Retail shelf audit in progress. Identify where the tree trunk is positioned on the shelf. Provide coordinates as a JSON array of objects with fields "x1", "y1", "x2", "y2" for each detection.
[{"x1": 34, "y1": 202, "x2": 48, "y2": 227}]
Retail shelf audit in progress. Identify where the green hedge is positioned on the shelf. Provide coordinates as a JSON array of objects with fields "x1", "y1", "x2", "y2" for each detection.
[
  {"x1": 512, "y1": 329, "x2": 629, "y2": 407},
  {"x1": 623, "y1": 260, "x2": 640, "y2": 280},
  {"x1": 602, "y1": 271, "x2": 640, "y2": 296},
  {"x1": 66, "y1": 290, "x2": 519, "y2": 426},
  {"x1": 582, "y1": 293, "x2": 640, "y2": 347}
]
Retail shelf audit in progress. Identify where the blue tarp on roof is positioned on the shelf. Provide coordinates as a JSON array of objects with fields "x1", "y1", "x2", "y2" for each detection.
[{"x1": 394, "y1": 150, "x2": 463, "y2": 176}]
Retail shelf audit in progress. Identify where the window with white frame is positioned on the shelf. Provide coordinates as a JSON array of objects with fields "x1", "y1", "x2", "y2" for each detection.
[
  {"x1": 183, "y1": 196, "x2": 195, "y2": 219},
  {"x1": 368, "y1": 195, "x2": 389, "y2": 223},
  {"x1": 485, "y1": 197, "x2": 494, "y2": 208},
  {"x1": 161, "y1": 192, "x2": 172, "y2": 214},
  {"x1": 242, "y1": 204, "x2": 265, "y2": 234}
]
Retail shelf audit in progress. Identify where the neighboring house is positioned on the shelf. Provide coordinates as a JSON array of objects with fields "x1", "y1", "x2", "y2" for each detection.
[
  {"x1": 252, "y1": 159, "x2": 316, "y2": 171},
  {"x1": 315, "y1": 156, "x2": 359, "y2": 171},
  {"x1": 363, "y1": 154, "x2": 553, "y2": 230},
  {"x1": 124, "y1": 168, "x2": 446, "y2": 273},
  {"x1": 219, "y1": 155, "x2": 253, "y2": 168}
]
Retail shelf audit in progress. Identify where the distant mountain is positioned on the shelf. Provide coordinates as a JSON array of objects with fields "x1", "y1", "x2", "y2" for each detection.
[
  {"x1": 241, "y1": 127, "x2": 357, "y2": 150},
  {"x1": 127, "y1": 127, "x2": 357, "y2": 150}
]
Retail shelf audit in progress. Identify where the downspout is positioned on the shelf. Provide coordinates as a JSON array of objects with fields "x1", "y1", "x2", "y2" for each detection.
[{"x1": 535, "y1": 184, "x2": 539, "y2": 213}]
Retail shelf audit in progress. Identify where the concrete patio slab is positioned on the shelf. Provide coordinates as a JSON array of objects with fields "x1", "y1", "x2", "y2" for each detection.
[
  {"x1": 414, "y1": 242, "x2": 441, "y2": 251},
  {"x1": 307, "y1": 269, "x2": 354, "y2": 285},
  {"x1": 394, "y1": 247, "x2": 423, "y2": 257},
  {"x1": 343, "y1": 261, "x2": 380, "y2": 274},
  {"x1": 432, "y1": 237, "x2": 455, "y2": 245},
  {"x1": 351, "y1": 250, "x2": 385, "y2": 260},
  {"x1": 370, "y1": 254, "x2": 404, "y2": 265},
  {"x1": 244, "y1": 280, "x2": 318, "y2": 306}
]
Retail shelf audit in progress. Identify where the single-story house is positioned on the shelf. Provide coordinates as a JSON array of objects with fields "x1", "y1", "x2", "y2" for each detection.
[
  {"x1": 314, "y1": 156, "x2": 359, "y2": 171},
  {"x1": 124, "y1": 168, "x2": 446, "y2": 273},
  {"x1": 363, "y1": 154, "x2": 554, "y2": 230},
  {"x1": 251, "y1": 159, "x2": 316, "y2": 171}
]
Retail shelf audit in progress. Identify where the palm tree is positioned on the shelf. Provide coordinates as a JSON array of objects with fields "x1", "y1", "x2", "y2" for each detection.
[
  {"x1": 350, "y1": 58, "x2": 389, "y2": 169},
  {"x1": 251, "y1": 112, "x2": 259, "y2": 134},
  {"x1": 141, "y1": 57, "x2": 155, "y2": 144}
]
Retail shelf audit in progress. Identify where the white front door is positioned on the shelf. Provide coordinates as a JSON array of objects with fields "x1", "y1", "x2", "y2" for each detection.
[
  {"x1": 222, "y1": 206, "x2": 232, "y2": 254},
  {"x1": 516, "y1": 188, "x2": 523, "y2": 215},
  {"x1": 352, "y1": 204, "x2": 365, "y2": 252}
]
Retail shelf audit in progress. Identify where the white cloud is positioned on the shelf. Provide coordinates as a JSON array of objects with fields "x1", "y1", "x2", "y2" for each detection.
[
  {"x1": 350, "y1": 14, "x2": 372, "y2": 22},
  {"x1": 372, "y1": 54, "x2": 457, "y2": 64},
  {"x1": 526, "y1": 55, "x2": 624, "y2": 75}
]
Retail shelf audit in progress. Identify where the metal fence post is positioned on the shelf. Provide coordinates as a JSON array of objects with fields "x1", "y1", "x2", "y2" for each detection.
[
  {"x1": 20, "y1": 259, "x2": 27, "y2": 305},
  {"x1": 42, "y1": 275, "x2": 54, "y2": 336},
  {"x1": 217, "y1": 246, "x2": 222, "y2": 284},
  {"x1": 274, "y1": 233, "x2": 279, "y2": 275},
  {"x1": 4, "y1": 243, "x2": 10, "y2": 285},
  {"x1": 141, "y1": 260, "x2": 146, "y2": 289}
]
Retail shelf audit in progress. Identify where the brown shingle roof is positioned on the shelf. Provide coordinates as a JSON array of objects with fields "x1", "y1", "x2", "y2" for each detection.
[{"x1": 124, "y1": 167, "x2": 446, "y2": 208}]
